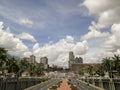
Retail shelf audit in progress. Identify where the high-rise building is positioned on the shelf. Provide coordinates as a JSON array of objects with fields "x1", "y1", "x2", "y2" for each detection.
[
  {"x1": 40, "y1": 57, "x2": 48, "y2": 69},
  {"x1": 40, "y1": 57, "x2": 48, "y2": 64},
  {"x1": 68, "y1": 51, "x2": 83, "y2": 70},
  {"x1": 30, "y1": 55, "x2": 36, "y2": 64},
  {"x1": 75, "y1": 57, "x2": 83, "y2": 63},
  {"x1": 69, "y1": 51, "x2": 75, "y2": 70},
  {"x1": 69, "y1": 51, "x2": 74, "y2": 61},
  {"x1": 68, "y1": 51, "x2": 99, "y2": 71}
]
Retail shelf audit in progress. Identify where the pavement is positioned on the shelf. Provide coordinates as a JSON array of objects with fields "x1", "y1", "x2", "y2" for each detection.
[
  {"x1": 68, "y1": 78, "x2": 104, "y2": 90},
  {"x1": 57, "y1": 78, "x2": 71, "y2": 90},
  {"x1": 24, "y1": 78, "x2": 61, "y2": 90},
  {"x1": 25, "y1": 77, "x2": 104, "y2": 90}
]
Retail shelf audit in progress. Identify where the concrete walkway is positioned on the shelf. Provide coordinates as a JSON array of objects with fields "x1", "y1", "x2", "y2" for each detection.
[{"x1": 57, "y1": 78, "x2": 71, "y2": 90}]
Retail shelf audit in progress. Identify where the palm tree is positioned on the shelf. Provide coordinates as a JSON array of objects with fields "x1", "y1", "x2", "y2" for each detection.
[
  {"x1": 6, "y1": 57, "x2": 20, "y2": 74},
  {"x1": 29, "y1": 63, "x2": 37, "y2": 76},
  {"x1": 0, "y1": 47, "x2": 8, "y2": 75},
  {"x1": 36, "y1": 65, "x2": 43, "y2": 75},
  {"x1": 0, "y1": 48, "x2": 8, "y2": 67},
  {"x1": 87, "y1": 65, "x2": 94, "y2": 76},
  {"x1": 96, "y1": 64, "x2": 105, "y2": 76},
  {"x1": 112, "y1": 55, "x2": 120, "y2": 74},
  {"x1": 101, "y1": 57, "x2": 115, "y2": 78},
  {"x1": 102, "y1": 57, "x2": 112, "y2": 72},
  {"x1": 19, "y1": 59, "x2": 30, "y2": 75}
]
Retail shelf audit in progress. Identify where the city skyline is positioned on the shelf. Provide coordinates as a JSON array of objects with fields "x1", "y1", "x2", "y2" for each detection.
[{"x1": 0, "y1": 0, "x2": 120, "y2": 67}]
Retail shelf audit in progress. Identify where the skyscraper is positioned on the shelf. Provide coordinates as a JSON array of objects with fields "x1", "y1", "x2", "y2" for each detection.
[
  {"x1": 69, "y1": 51, "x2": 75, "y2": 70},
  {"x1": 68, "y1": 51, "x2": 84, "y2": 70},
  {"x1": 30, "y1": 55, "x2": 36, "y2": 64},
  {"x1": 69, "y1": 51, "x2": 75, "y2": 61},
  {"x1": 40, "y1": 57, "x2": 48, "y2": 69}
]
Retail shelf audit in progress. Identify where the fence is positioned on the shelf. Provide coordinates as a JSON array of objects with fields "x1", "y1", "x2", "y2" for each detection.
[
  {"x1": 81, "y1": 78, "x2": 120, "y2": 90},
  {"x1": 0, "y1": 77, "x2": 48, "y2": 90}
]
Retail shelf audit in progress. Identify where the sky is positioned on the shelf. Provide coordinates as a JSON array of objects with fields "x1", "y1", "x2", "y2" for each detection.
[{"x1": 0, "y1": 0, "x2": 120, "y2": 67}]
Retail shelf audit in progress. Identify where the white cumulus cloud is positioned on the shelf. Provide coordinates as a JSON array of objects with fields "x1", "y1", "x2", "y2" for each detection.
[
  {"x1": 33, "y1": 36, "x2": 89, "y2": 67},
  {"x1": 102, "y1": 23, "x2": 120, "y2": 52},
  {"x1": 79, "y1": 0, "x2": 120, "y2": 63},
  {"x1": 73, "y1": 40, "x2": 88, "y2": 55},
  {"x1": 81, "y1": 29, "x2": 110, "y2": 40},
  {"x1": 66, "y1": 35, "x2": 74, "y2": 43},
  {"x1": 81, "y1": 0, "x2": 120, "y2": 30},
  {"x1": 0, "y1": 21, "x2": 31, "y2": 57},
  {"x1": 16, "y1": 32, "x2": 36, "y2": 42},
  {"x1": 80, "y1": 0, "x2": 120, "y2": 51}
]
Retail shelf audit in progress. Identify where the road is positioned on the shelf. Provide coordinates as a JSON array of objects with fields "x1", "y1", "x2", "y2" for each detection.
[
  {"x1": 25, "y1": 77, "x2": 104, "y2": 90},
  {"x1": 25, "y1": 78, "x2": 61, "y2": 90},
  {"x1": 68, "y1": 78, "x2": 102, "y2": 90}
]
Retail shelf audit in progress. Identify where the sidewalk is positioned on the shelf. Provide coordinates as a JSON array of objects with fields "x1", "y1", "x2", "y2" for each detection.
[{"x1": 57, "y1": 78, "x2": 71, "y2": 90}]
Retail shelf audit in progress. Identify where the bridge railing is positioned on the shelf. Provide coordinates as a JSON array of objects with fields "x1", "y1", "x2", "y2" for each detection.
[
  {"x1": 80, "y1": 78, "x2": 120, "y2": 90},
  {"x1": 0, "y1": 77, "x2": 49, "y2": 90}
]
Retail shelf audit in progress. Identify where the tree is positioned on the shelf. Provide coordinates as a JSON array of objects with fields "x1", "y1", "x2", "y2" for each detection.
[
  {"x1": 102, "y1": 57, "x2": 112, "y2": 72},
  {"x1": 87, "y1": 65, "x2": 94, "y2": 76},
  {"x1": 101, "y1": 57, "x2": 116, "y2": 78},
  {"x1": 0, "y1": 48, "x2": 8, "y2": 67},
  {"x1": 19, "y1": 59, "x2": 30, "y2": 75},
  {"x1": 29, "y1": 63, "x2": 37, "y2": 76},
  {"x1": 0, "y1": 47, "x2": 9, "y2": 75},
  {"x1": 77, "y1": 70, "x2": 84, "y2": 76},
  {"x1": 96, "y1": 64, "x2": 105, "y2": 76},
  {"x1": 36, "y1": 65, "x2": 43, "y2": 75},
  {"x1": 112, "y1": 54, "x2": 120, "y2": 74},
  {"x1": 6, "y1": 57, "x2": 20, "y2": 74}
]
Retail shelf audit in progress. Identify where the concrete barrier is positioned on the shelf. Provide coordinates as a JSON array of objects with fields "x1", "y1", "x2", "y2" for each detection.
[
  {"x1": 0, "y1": 77, "x2": 48, "y2": 90},
  {"x1": 81, "y1": 78, "x2": 120, "y2": 90}
]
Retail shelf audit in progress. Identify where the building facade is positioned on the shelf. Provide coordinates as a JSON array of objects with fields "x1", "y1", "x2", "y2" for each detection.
[
  {"x1": 68, "y1": 51, "x2": 99, "y2": 71},
  {"x1": 30, "y1": 55, "x2": 36, "y2": 64},
  {"x1": 69, "y1": 51, "x2": 83, "y2": 70},
  {"x1": 40, "y1": 57, "x2": 48, "y2": 69}
]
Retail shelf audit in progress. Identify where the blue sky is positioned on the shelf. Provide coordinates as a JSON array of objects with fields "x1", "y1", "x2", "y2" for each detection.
[
  {"x1": 0, "y1": 0, "x2": 120, "y2": 67},
  {"x1": 0, "y1": 0, "x2": 92, "y2": 44}
]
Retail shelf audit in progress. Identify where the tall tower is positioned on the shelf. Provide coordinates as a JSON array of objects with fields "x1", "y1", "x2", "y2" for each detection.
[
  {"x1": 30, "y1": 55, "x2": 36, "y2": 64},
  {"x1": 40, "y1": 57, "x2": 48, "y2": 69},
  {"x1": 69, "y1": 51, "x2": 74, "y2": 61},
  {"x1": 69, "y1": 51, "x2": 75, "y2": 70}
]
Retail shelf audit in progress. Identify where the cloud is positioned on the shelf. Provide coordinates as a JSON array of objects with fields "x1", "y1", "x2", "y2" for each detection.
[
  {"x1": 79, "y1": 0, "x2": 120, "y2": 63},
  {"x1": 19, "y1": 18, "x2": 33, "y2": 26},
  {"x1": 73, "y1": 40, "x2": 88, "y2": 55},
  {"x1": 0, "y1": 21, "x2": 31, "y2": 57},
  {"x1": 81, "y1": 0, "x2": 120, "y2": 14},
  {"x1": 81, "y1": 0, "x2": 120, "y2": 52},
  {"x1": 80, "y1": 21, "x2": 110, "y2": 40},
  {"x1": 66, "y1": 35, "x2": 74, "y2": 43},
  {"x1": 81, "y1": 0, "x2": 120, "y2": 30},
  {"x1": 81, "y1": 29, "x2": 110, "y2": 40},
  {"x1": 16, "y1": 32, "x2": 36, "y2": 42},
  {"x1": 80, "y1": 0, "x2": 120, "y2": 40},
  {"x1": 102, "y1": 23, "x2": 120, "y2": 52},
  {"x1": 33, "y1": 36, "x2": 89, "y2": 67},
  {"x1": 83, "y1": 48, "x2": 113, "y2": 63}
]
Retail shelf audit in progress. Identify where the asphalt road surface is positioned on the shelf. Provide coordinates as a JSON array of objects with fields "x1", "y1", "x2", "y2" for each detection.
[
  {"x1": 25, "y1": 78, "x2": 61, "y2": 90},
  {"x1": 68, "y1": 78, "x2": 101, "y2": 90},
  {"x1": 25, "y1": 77, "x2": 103, "y2": 90}
]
